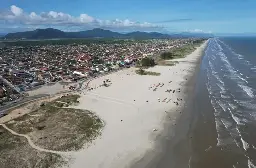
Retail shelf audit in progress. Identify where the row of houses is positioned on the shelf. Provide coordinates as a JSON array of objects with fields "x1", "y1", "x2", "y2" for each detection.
[{"x1": 0, "y1": 38, "x2": 195, "y2": 105}]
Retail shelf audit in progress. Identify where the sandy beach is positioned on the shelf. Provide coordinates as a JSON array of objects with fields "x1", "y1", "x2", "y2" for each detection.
[{"x1": 66, "y1": 41, "x2": 208, "y2": 168}]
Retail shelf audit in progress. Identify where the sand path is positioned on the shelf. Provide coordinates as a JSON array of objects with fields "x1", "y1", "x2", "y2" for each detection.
[{"x1": 0, "y1": 123, "x2": 71, "y2": 155}]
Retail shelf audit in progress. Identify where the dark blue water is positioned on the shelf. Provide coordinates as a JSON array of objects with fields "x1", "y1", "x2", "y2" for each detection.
[{"x1": 201, "y1": 37, "x2": 256, "y2": 168}]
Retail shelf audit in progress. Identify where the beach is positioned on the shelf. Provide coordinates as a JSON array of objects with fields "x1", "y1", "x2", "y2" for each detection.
[{"x1": 67, "y1": 41, "x2": 208, "y2": 168}]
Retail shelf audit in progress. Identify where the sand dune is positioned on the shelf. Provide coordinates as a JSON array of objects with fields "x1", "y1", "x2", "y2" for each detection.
[{"x1": 68, "y1": 41, "x2": 208, "y2": 168}]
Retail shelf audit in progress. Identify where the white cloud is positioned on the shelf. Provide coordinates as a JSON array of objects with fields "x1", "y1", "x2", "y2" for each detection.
[
  {"x1": 29, "y1": 12, "x2": 37, "y2": 18},
  {"x1": 10, "y1": 5, "x2": 23, "y2": 16},
  {"x1": 186, "y1": 29, "x2": 212, "y2": 34},
  {"x1": 193, "y1": 29, "x2": 203, "y2": 33},
  {"x1": 0, "y1": 5, "x2": 161, "y2": 31},
  {"x1": 79, "y1": 14, "x2": 95, "y2": 23}
]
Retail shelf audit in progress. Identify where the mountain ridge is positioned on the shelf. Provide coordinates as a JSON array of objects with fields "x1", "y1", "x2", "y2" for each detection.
[{"x1": 3, "y1": 28, "x2": 213, "y2": 39}]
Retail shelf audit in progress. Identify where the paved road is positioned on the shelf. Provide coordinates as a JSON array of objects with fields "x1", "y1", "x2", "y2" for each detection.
[
  {"x1": 0, "y1": 66, "x2": 129, "y2": 117},
  {"x1": 0, "y1": 94, "x2": 49, "y2": 117}
]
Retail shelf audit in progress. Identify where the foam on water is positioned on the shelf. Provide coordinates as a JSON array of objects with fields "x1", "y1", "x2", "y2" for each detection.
[
  {"x1": 238, "y1": 84, "x2": 254, "y2": 98},
  {"x1": 206, "y1": 39, "x2": 251, "y2": 149},
  {"x1": 248, "y1": 112, "x2": 256, "y2": 121},
  {"x1": 220, "y1": 118, "x2": 232, "y2": 129},
  {"x1": 226, "y1": 108, "x2": 247, "y2": 150},
  {"x1": 217, "y1": 50, "x2": 252, "y2": 98},
  {"x1": 215, "y1": 118, "x2": 225, "y2": 146},
  {"x1": 227, "y1": 107, "x2": 243, "y2": 125},
  {"x1": 220, "y1": 118, "x2": 241, "y2": 148},
  {"x1": 216, "y1": 83, "x2": 225, "y2": 92},
  {"x1": 221, "y1": 94, "x2": 230, "y2": 99},
  {"x1": 221, "y1": 58, "x2": 241, "y2": 82},
  {"x1": 252, "y1": 145, "x2": 256, "y2": 150},
  {"x1": 237, "y1": 100, "x2": 256, "y2": 110},
  {"x1": 206, "y1": 39, "x2": 256, "y2": 167},
  {"x1": 248, "y1": 160, "x2": 256, "y2": 168},
  {"x1": 241, "y1": 138, "x2": 250, "y2": 151},
  {"x1": 217, "y1": 100, "x2": 228, "y2": 112},
  {"x1": 209, "y1": 60, "x2": 214, "y2": 71},
  {"x1": 213, "y1": 73, "x2": 224, "y2": 85},
  {"x1": 218, "y1": 39, "x2": 255, "y2": 71},
  {"x1": 238, "y1": 75, "x2": 249, "y2": 84},
  {"x1": 228, "y1": 102, "x2": 237, "y2": 110}
]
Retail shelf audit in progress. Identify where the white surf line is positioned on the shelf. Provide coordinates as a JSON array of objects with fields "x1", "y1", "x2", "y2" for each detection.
[
  {"x1": 188, "y1": 156, "x2": 192, "y2": 168},
  {"x1": 0, "y1": 124, "x2": 72, "y2": 155},
  {"x1": 225, "y1": 107, "x2": 250, "y2": 151},
  {"x1": 219, "y1": 118, "x2": 240, "y2": 148},
  {"x1": 252, "y1": 145, "x2": 256, "y2": 150},
  {"x1": 248, "y1": 158, "x2": 256, "y2": 168}
]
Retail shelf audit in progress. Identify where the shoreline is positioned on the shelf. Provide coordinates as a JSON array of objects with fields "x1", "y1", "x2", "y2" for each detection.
[
  {"x1": 0, "y1": 40, "x2": 209, "y2": 168},
  {"x1": 130, "y1": 40, "x2": 209, "y2": 168},
  {"x1": 68, "y1": 41, "x2": 209, "y2": 168}
]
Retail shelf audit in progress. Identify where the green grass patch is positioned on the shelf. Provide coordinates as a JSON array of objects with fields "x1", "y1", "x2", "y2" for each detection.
[
  {"x1": 160, "y1": 44, "x2": 197, "y2": 60},
  {"x1": 155, "y1": 40, "x2": 205, "y2": 66},
  {"x1": 157, "y1": 60, "x2": 179, "y2": 66},
  {"x1": 135, "y1": 68, "x2": 160, "y2": 76},
  {"x1": 50, "y1": 94, "x2": 80, "y2": 107},
  {"x1": 0, "y1": 126, "x2": 65, "y2": 168},
  {"x1": 6, "y1": 94, "x2": 104, "y2": 151}
]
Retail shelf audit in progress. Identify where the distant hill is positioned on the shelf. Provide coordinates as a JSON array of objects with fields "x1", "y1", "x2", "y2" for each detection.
[
  {"x1": 4, "y1": 28, "x2": 67, "y2": 39},
  {"x1": 3, "y1": 28, "x2": 213, "y2": 40},
  {"x1": 172, "y1": 32, "x2": 214, "y2": 38},
  {"x1": 0, "y1": 33, "x2": 6, "y2": 37},
  {"x1": 124, "y1": 31, "x2": 170, "y2": 38}
]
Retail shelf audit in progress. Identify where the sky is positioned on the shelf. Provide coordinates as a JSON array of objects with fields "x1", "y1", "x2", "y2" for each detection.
[{"x1": 0, "y1": 0, "x2": 256, "y2": 34}]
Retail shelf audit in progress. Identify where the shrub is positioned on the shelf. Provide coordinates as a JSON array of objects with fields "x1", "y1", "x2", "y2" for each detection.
[
  {"x1": 137, "y1": 68, "x2": 146, "y2": 75},
  {"x1": 140, "y1": 57, "x2": 155, "y2": 67},
  {"x1": 161, "y1": 52, "x2": 175, "y2": 60},
  {"x1": 135, "y1": 68, "x2": 160, "y2": 76},
  {"x1": 36, "y1": 124, "x2": 46, "y2": 130}
]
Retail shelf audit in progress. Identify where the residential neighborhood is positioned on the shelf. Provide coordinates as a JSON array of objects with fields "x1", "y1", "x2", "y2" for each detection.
[{"x1": 0, "y1": 38, "x2": 197, "y2": 105}]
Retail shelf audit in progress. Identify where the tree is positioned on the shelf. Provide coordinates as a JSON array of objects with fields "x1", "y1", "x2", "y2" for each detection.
[
  {"x1": 161, "y1": 52, "x2": 175, "y2": 60},
  {"x1": 140, "y1": 57, "x2": 155, "y2": 67}
]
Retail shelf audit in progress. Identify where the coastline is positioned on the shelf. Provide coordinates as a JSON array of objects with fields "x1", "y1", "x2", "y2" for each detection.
[
  {"x1": 67, "y1": 40, "x2": 209, "y2": 168},
  {"x1": 130, "y1": 40, "x2": 209, "y2": 168},
  {"x1": 0, "y1": 40, "x2": 209, "y2": 168}
]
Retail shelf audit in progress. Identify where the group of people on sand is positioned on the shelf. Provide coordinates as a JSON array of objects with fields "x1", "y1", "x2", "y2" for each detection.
[
  {"x1": 165, "y1": 88, "x2": 181, "y2": 93},
  {"x1": 147, "y1": 81, "x2": 183, "y2": 105},
  {"x1": 149, "y1": 82, "x2": 165, "y2": 91},
  {"x1": 85, "y1": 78, "x2": 112, "y2": 92}
]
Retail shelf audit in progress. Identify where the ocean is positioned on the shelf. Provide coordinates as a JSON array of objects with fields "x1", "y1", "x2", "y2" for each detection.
[{"x1": 190, "y1": 37, "x2": 256, "y2": 168}]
